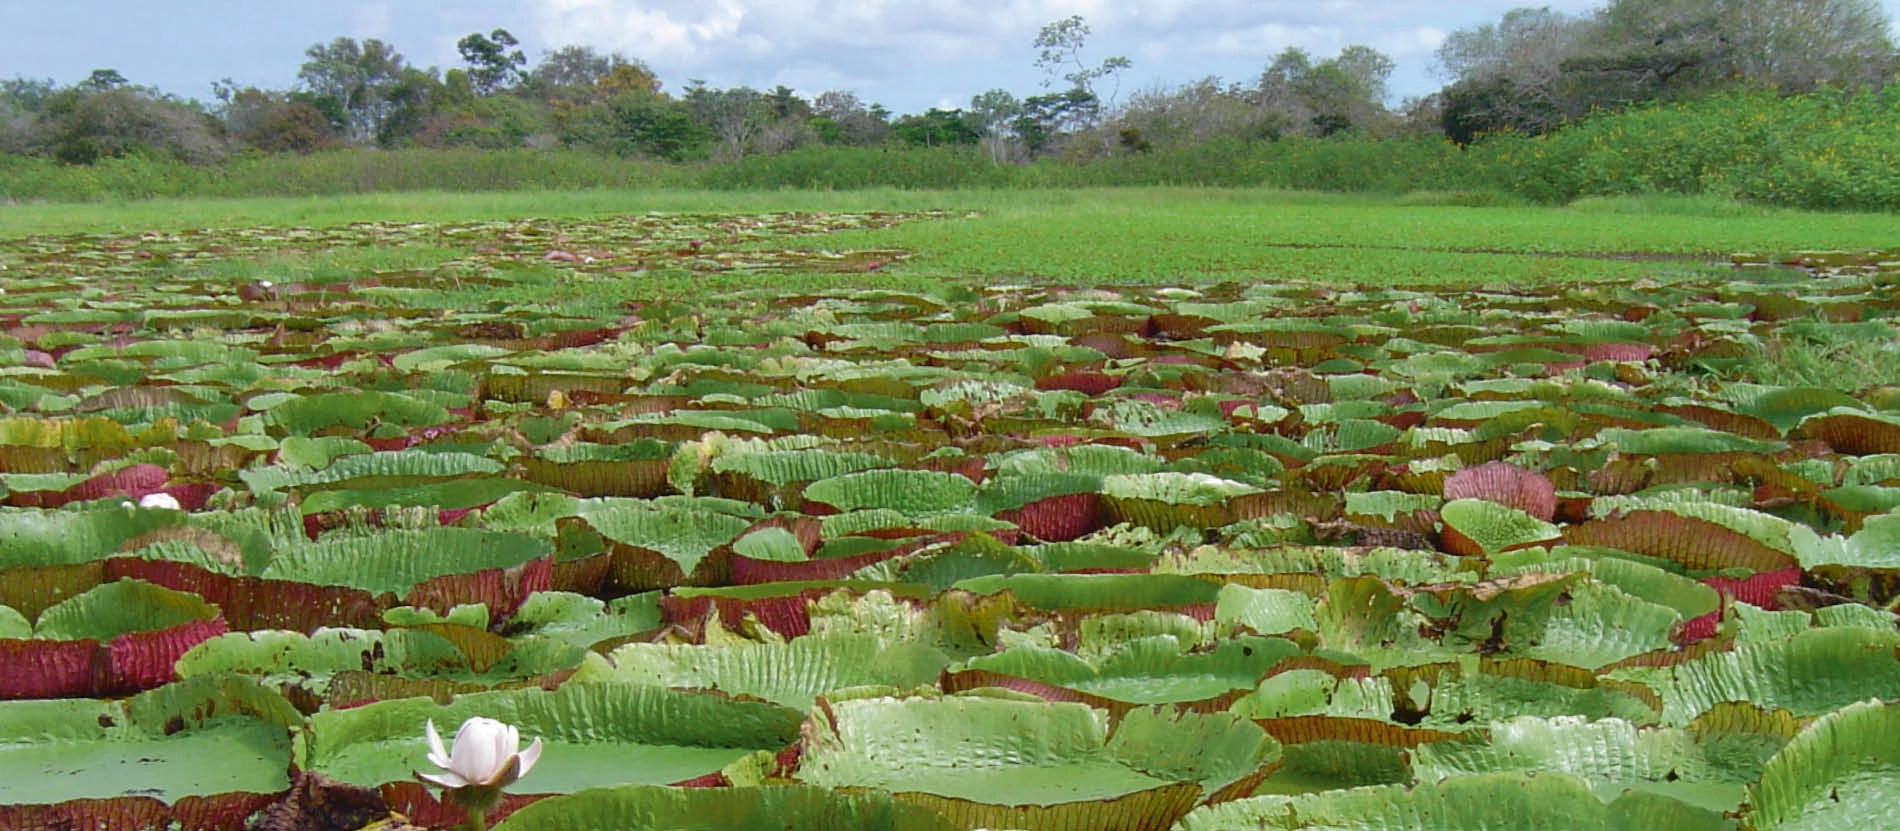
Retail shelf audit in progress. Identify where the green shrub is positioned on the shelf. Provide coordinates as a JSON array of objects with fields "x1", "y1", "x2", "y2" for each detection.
[
  {"x1": 1463, "y1": 85, "x2": 1900, "y2": 211},
  {"x1": 3, "y1": 84, "x2": 1897, "y2": 211}
]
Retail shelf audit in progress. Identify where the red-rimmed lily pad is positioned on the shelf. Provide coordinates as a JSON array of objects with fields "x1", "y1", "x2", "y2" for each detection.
[{"x1": 1, "y1": 578, "x2": 225, "y2": 699}]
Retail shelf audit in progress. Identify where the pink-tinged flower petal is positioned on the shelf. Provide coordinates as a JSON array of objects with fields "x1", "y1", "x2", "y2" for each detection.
[
  {"x1": 495, "y1": 723, "x2": 519, "y2": 773},
  {"x1": 416, "y1": 769, "x2": 468, "y2": 789},
  {"x1": 425, "y1": 719, "x2": 451, "y2": 770},
  {"x1": 514, "y1": 736, "x2": 543, "y2": 779},
  {"x1": 451, "y1": 718, "x2": 504, "y2": 783}
]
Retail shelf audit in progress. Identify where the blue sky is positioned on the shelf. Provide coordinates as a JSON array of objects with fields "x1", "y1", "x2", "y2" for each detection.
[{"x1": 5, "y1": 1, "x2": 1899, "y2": 115}]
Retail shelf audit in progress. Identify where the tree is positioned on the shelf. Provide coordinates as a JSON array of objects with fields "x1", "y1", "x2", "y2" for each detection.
[
  {"x1": 211, "y1": 81, "x2": 321, "y2": 150},
  {"x1": 968, "y1": 89, "x2": 1023, "y2": 162},
  {"x1": 1331, "y1": 46, "x2": 1396, "y2": 105},
  {"x1": 1582, "y1": 0, "x2": 1897, "y2": 94},
  {"x1": 522, "y1": 46, "x2": 657, "y2": 104},
  {"x1": 374, "y1": 67, "x2": 447, "y2": 146},
  {"x1": 80, "y1": 69, "x2": 129, "y2": 91},
  {"x1": 297, "y1": 36, "x2": 410, "y2": 143},
  {"x1": 457, "y1": 29, "x2": 527, "y2": 95},
  {"x1": 31, "y1": 84, "x2": 225, "y2": 164},
  {"x1": 1394, "y1": 92, "x2": 1447, "y2": 138},
  {"x1": 440, "y1": 69, "x2": 478, "y2": 110},
  {"x1": 533, "y1": 46, "x2": 610, "y2": 90},
  {"x1": 416, "y1": 93, "x2": 541, "y2": 149},
  {"x1": 1014, "y1": 88, "x2": 1098, "y2": 154},
  {"x1": 1433, "y1": 8, "x2": 1601, "y2": 139},
  {"x1": 287, "y1": 90, "x2": 349, "y2": 136},
  {"x1": 1435, "y1": 0, "x2": 1898, "y2": 140},
  {"x1": 1569, "y1": 0, "x2": 1734, "y2": 100},
  {"x1": 1255, "y1": 45, "x2": 1397, "y2": 137},
  {"x1": 0, "y1": 77, "x2": 57, "y2": 137},
  {"x1": 1033, "y1": 15, "x2": 1133, "y2": 108},
  {"x1": 891, "y1": 108, "x2": 981, "y2": 146},
  {"x1": 558, "y1": 91, "x2": 705, "y2": 160},
  {"x1": 597, "y1": 62, "x2": 663, "y2": 98},
  {"x1": 809, "y1": 90, "x2": 890, "y2": 146},
  {"x1": 683, "y1": 82, "x2": 772, "y2": 158},
  {"x1": 1303, "y1": 45, "x2": 1395, "y2": 134},
  {"x1": 765, "y1": 85, "x2": 810, "y2": 120},
  {"x1": 1029, "y1": 14, "x2": 1130, "y2": 153},
  {"x1": 1440, "y1": 75, "x2": 1572, "y2": 142},
  {"x1": 1436, "y1": 7, "x2": 1593, "y2": 85},
  {"x1": 1109, "y1": 76, "x2": 1277, "y2": 150},
  {"x1": 243, "y1": 101, "x2": 338, "y2": 153},
  {"x1": 1720, "y1": 0, "x2": 1896, "y2": 89}
]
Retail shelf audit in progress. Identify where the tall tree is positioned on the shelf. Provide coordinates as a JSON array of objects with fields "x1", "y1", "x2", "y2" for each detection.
[
  {"x1": 1437, "y1": 0, "x2": 1897, "y2": 140},
  {"x1": 1014, "y1": 88, "x2": 1099, "y2": 153},
  {"x1": 1721, "y1": 0, "x2": 1896, "y2": 89},
  {"x1": 765, "y1": 85, "x2": 810, "y2": 120},
  {"x1": 531, "y1": 45, "x2": 614, "y2": 93},
  {"x1": 1255, "y1": 45, "x2": 1397, "y2": 137},
  {"x1": 297, "y1": 37, "x2": 409, "y2": 143},
  {"x1": 1436, "y1": 7, "x2": 1593, "y2": 84},
  {"x1": 1111, "y1": 76, "x2": 1276, "y2": 149},
  {"x1": 1434, "y1": 7, "x2": 1601, "y2": 140},
  {"x1": 0, "y1": 77, "x2": 57, "y2": 127},
  {"x1": 968, "y1": 88, "x2": 1024, "y2": 162},
  {"x1": 1033, "y1": 15, "x2": 1133, "y2": 107},
  {"x1": 809, "y1": 90, "x2": 889, "y2": 146},
  {"x1": 214, "y1": 81, "x2": 337, "y2": 153},
  {"x1": 30, "y1": 81, "x2": 225, "y2": 164},
  {"x1": 559, "y1": 91, "x2": 704, "y2": 159},
  {"x1": 80, "y1": 69, "x2": 129, "y2": 91},
  {"x1": 1305, "y1": 45, "x2": 1395, "y2": 134},
  {"x1": 457, "y1": 29, "x2": 527, "y2": 95},
  {"x1": 596, "y1": 62, "x2": 663, "y2": 98},
  {"x1": 1256, "y1": 47, "x2": 1315, "y2": 129},
  {"x1": 891, "y1": 108, "x2": 981, "y2": 147},
  {"x1": 1582, "y1": 0, "x2": 1897, "y2": 94},
  {"x1": 683, "y1": 82, "x2": 772, "y2": 158},
  {"x1": 374, "y1": 67, "x2": 446, "y2": 146}
]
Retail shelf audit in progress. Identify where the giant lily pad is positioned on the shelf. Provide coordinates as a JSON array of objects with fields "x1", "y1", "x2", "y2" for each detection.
[
  {"x1": 577, "y1": 633, "x2": 948, "y2": 711},
  {"x1": 0, "y1": 676, "x2": 296, "y2": 806},
  {"x1": 491, "y1": 784, "x2": 959, "y2": 831},
  {"x1": 796, "y1": 694, "x2": 1277, "y2": 828},
  {"x1": 304, "y1": 682, "x2": 804, "y2": 792}
]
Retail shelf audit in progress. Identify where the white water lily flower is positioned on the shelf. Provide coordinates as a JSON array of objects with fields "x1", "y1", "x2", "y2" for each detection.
[
  {"x1": 417, "y1": 717, "x2": 543, "y2": 791},
  {"x1": 137, "y1": 492, "x2": 182, "y2": 511}
]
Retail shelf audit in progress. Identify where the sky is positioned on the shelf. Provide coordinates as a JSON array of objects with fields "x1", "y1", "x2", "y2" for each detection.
[{"x1": 6, "y1": 0, "x2": 1900, "y2": 115}]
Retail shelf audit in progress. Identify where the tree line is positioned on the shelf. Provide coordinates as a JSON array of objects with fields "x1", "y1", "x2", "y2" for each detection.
[{"x1": 1, "y1": 0, "x2": 1894, "y2": 169}]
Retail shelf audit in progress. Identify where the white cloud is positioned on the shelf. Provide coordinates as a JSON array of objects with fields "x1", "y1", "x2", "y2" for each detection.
[
  {"x1": 1370, "y1": 26, "x2": 1449, "y2": 60},
  {"x1": 1203, "y1": 23, "x2": 1345, "y2": 58},
  {"x1": 517, "y1": 0, "x2": 1804, "y2": 111},
  {"x1": 533, "y1": 0, "x2": 747, "y2": 65}
]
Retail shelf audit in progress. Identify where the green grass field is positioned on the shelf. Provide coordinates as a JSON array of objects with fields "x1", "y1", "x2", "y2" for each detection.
[{"x1": 6, "y1": 187, "x2": 1896, "y2": 291}]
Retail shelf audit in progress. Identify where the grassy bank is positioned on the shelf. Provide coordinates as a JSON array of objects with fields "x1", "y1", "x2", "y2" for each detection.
[
  {"x1": 7, "y1": 188, "x2": 1896, "y2": 292},
  {"x1": 6, "y1": 186, "x2": 1892, "y2": 253}
]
